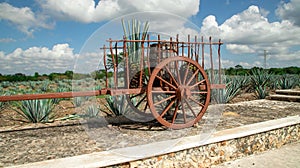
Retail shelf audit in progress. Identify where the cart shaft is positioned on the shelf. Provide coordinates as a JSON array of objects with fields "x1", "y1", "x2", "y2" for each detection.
[
  {"x1": 0, "y1": 88, "x2": 147, "y2": 102},
  {"x1": 0, "y1": 90, "x2": 104, "y2": 102}
]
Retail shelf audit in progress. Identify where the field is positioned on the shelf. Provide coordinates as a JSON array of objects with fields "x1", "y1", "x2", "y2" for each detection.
[
  {"x1": 0, "y1": 70, "x2": 299, "y2": 127},
  {"x1": 0, "y1": 69, "x2": 300, "y2": 167}
]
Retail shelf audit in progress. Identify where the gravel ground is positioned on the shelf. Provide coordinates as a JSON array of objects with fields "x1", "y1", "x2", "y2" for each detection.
[{"x1": 1, "y1": 99, "x2": 300, "y2": 167}]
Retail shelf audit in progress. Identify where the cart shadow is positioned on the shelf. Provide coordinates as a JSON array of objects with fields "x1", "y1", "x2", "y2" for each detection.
[{"x1": 117, "y1": 121, "x2": 168, "y2": 131}]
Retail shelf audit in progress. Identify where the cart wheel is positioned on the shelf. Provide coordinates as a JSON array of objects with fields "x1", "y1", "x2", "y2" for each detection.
[
  {"x1": 126, "y1": 70, "x2": 153, "y2": 121},
  {"x1": 147, "y1": 56, "x2": 211, "y2": 129}
]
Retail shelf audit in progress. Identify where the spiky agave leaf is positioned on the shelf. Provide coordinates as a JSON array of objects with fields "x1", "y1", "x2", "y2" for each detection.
[
  {"x1": 13, "y1": 99, "x2": 55, "y2": 123},
  {"x1": 121, "y1": 18, "x2": 149, "y2": 64},
  {"x1": 255, "y1": 85, "x2": 268, "y2": 99}
]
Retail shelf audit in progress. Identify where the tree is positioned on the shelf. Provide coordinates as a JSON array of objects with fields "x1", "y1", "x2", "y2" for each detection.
[
  {"x1": 235, "y1": 64, "x2": 243, "y2": 70},
  {"x1": 64, "y1": 70, "x2": 73, "y2": 79}
]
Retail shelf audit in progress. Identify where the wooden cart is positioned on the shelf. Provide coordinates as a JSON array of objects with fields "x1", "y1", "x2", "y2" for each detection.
[{"x1": 0, "y1": 34, "x2": 225, "y2": 129}]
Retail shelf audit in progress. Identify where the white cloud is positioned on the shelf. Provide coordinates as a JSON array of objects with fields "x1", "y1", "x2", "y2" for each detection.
[
  {"x1": 0, "y1": 2, "x2": 53, "y2": 36},
  {"x1": 1, "y1": 0, "x2": 200, "y2": 37},
  {"x1": 201, "y1": 5, "x2": 300, "y2": 67},
  {"x1": 221, "y1": 59, "x2": 235, "y2": 67},
  {"x1": 0, "y1": 38, "x2": 16, "y2": 43},
  {"x1": 39, "y1": 0, "x2": 199, "y2": 23},
  {"x1": 0, "y1": 44, "x2": 79, "y2": 75},
  {"x1": 38, "y1": 0, "x2": 201, "y2": 39},
  {"x1": 226, "y1": 44, "x2": 255, "y2": 54},
  {"x1": 239, "y1": 62, "x2": 251, "y2": 68},
  {"x1": 276, "y1": 0, "x2": 300, "y2": 26}
]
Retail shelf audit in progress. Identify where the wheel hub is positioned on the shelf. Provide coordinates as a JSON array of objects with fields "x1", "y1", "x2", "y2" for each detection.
[{"x1": 176, "y1": 86, "x2": 191, "y2": 101}]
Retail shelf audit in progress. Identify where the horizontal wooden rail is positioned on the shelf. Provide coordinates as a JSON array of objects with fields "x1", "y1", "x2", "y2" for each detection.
[{"x1": 0, "y1": 90, "x2": 106, "y2": 102}]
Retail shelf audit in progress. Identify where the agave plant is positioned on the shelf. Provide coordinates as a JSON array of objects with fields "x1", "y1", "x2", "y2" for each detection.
[
  {"x1": 278, "y1": 74, "x2": 298, "y2": 89},
  {"x1": 249, "y1": 69, "x2": 272, "y2": 99},
  {"x1": 221, "y1": 78, "x2": 241, "y2": 103},
  {"x1": 13, "y1": 99, "x2": 55, "y2": 123},
  {"x1": 0, "y1": 101, "x2": 4, "y2": 111},
  {"x1": 83, "y1": 105, "x2": 100, "y2": 118},
  {"x1": 121, "y1": 19, "x2": 149, "y2": 85},
  {"x1": 0, "y1": 91, "x2": 8, "y2": 110},
  {"x1": 40, "y1": 80, "x2": 49, "y2": 92},
  {"x1": 255, "y1": 85, "x2": 268, "y2": 99},
  {"x1": 51, "y1": 87, "x2": 69, "y2": 104},
  {"x1": 122, "y1": 18, "x2": 149, "y2": 64},
  {"x1": 73, "y1": 97, "x2": 84, "y2": 107},
  {"x1": 104, "y1": 95, "x2": 129, "y2": 116},
  {"x1": 216, "y1": 75, "x2": 249, "y2": 103},
  {"x1": 269, "y1": 75, "x2": 281, "y2": 90}
]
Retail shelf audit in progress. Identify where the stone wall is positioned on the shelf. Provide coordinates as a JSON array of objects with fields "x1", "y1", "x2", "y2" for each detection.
[{"x1": 108, "y1": 124, "x2": 300, "y2": 168}]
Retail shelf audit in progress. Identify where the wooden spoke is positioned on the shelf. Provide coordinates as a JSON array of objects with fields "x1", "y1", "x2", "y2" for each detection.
[
  {"x1": 189, "y1": 96, "x2": 205, "y2": 107},
  {"x1": 171, "y1": 100, "x2": 180, "y2": 124},
  {"x1": 154, "y1": 95, "x2": 176, "y2": 106},
  {"x1": 186, "y1": 69, "x2": 200, "y2": 86},
  {"x1": 155, "y1": 75, "x2": 177, "y2": 90},
  {"x1": 165, "y1": 66, "x2": 179, "y2": 87},
  {"x1": 190, "y1": 79, "x2": 206, "y2": 89},
  {"x1": 183, "y1": 62, "x2": 191, "y2": 85},
  {"x1": 181, "y1": 100, "x2": 187, "y2": 123},
  {"x1": 135, "y1": 94, "x2": 147, "y2": 108},
  {"x1": 130, "y1": 92, "x2": 144, "y2": 99},
  {"x1": 183, "y1": 98, "x2": 197, "y2": 118},
  {"x1": 151, "y1": 90, "x2": 176, "y2": 94},
  {"x1": 175, "y1": 60, "x2": 182, "y2": 85},
  {"x1": 143, "y1": 101, "x2": 149, "y2": 111},
  {"x1": 191, "y1": 91, "x2": 208, "y2": 94},
  {"x1": 159, "y1": 99, "x2": 176, "y2": 117}
]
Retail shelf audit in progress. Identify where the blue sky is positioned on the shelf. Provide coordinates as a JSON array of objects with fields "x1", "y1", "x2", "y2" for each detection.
[{"x1": 0, "y1": 0, "x2": 300, "y2": 75}]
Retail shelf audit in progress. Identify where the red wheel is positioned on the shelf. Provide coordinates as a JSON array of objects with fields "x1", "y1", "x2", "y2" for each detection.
[{"x1": 147, "y1": 56, "x2": 210, "y2": 129}]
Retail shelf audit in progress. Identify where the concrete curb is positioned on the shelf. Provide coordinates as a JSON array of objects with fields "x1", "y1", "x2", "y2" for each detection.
[{"x1": 9, "y1": 115, "x2": 300, "y2": 168}]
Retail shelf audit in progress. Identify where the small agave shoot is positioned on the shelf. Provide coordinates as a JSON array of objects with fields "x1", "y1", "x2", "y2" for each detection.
[{"x1": 13, "y1": 99, "x2": 55, "y2": 123}]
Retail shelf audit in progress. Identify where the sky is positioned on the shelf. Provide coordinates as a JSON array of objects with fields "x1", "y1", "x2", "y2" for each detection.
[{"x1": 0, "y1": 0, "x2": 300, "y2": 75}]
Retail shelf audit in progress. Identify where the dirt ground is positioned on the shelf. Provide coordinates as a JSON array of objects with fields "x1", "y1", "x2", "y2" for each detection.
[
  {"x1": 1, "y1": 93, "x2": 300, "y2": 167},
  {"x1": 0, "y1": 93, "x2": 257, "y2": 127}
]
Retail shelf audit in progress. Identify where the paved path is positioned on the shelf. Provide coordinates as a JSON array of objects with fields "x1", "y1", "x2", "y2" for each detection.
[{"x1": 212, "y1": 142, "x2": 300, "y2": 168}]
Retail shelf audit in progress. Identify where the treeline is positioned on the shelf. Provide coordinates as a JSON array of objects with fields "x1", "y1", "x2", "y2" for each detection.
[
  {"x1": 0, "y1": 70, "x2": 111, "y2": 82},
  {"x1": 0, "y1": 66, "x2": 299, "y2": 82},
  {"x1": 225, "y1": 66, "x2": 300, "y2": 76}
]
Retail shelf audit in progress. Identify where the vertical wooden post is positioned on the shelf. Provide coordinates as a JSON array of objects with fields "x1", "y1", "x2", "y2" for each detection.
[
  {"x1": 201, "y1": 36, "x2": 205, "y2": 68},
  {"x1": 188, "y1": 34, "x2": 191, "y2": 58},
  {"x1": 218, "y1": 39, "x2": 222, "y2": 85},
  {"x1": 124, "y1": 36, "x2": 129, "y2": 89},
  {"x1": 209, "y1": 36, "x2": 214, "y2": 84},
  {"x1": 103, "y1": 45, "x2": 108, "y2": 88}
]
